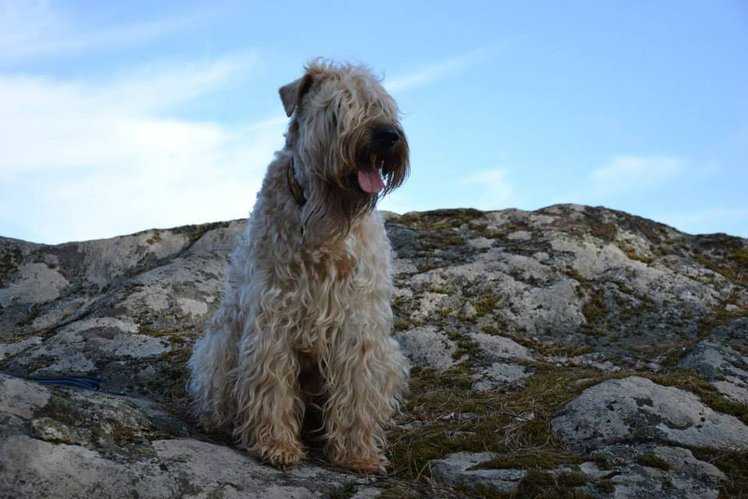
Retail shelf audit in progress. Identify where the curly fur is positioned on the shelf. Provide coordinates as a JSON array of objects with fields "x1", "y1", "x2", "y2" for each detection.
[{"x1": 187, "y1": 60, "x2": 410, "y2": 473}]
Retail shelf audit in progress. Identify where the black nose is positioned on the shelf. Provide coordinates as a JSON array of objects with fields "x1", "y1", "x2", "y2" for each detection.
[{"x1": 372, "y1": 126, "x2": 401, "y2": 148}]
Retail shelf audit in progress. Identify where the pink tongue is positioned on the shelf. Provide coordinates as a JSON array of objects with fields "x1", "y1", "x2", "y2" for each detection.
[{"x1": 357, "y1": 168, "x2": 385, "y2": 194}]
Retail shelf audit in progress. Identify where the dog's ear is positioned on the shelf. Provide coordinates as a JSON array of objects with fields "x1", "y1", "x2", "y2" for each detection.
[{"x1": 279, "y1": 73, "x2": 314, "y2": 117}]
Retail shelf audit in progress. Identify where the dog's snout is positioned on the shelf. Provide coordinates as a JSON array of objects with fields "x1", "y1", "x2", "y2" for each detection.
[{"x1": 372, "y1": 126, "x2": 401, "y2": 148}]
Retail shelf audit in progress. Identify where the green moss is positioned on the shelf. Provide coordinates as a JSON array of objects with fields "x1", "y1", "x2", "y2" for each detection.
[
  {"x1": 145, "y1": 231, "x2": 163, "y2": 245},
  {"x1": 109, "y1": 424, "x2": 139, "y2": 446},
  {"x1": 398, "y1": 209, "x2": 484, "y2": 230},
  {"x1": 696, "y1": 296, "x2": 748, "y2": 342},
  {"x1": 592, "y1": 454, "x2": 613, "y2": 471},
  {"x1": 564, "y1": 268, "x2": 588, "y2": 284},
  {"x1": 590, "y1": 223, "x2": 618, "y2": 242},
  {"x1": 514, "y1": 470, "x2": 592, "y2": 499},
  {"x1": 474, "y1": 293, "x2": 500, "y2": 317},
  {"x1": 472, "y1": 224, "x2": 504, "y2": 239},
  {"x1": 393, "y1": 317, "x2": 412, "y2": 332},
  {"x1": 581, "y1": 293, "x2": 607, "y2": 335},
  {"x1": 501, "y1": 332, "x2": 593, "y2": 358},
  {"x1": 596, "y1": 480, "x2": 615, "y2": 494},
  {"x1": 446, "y1": 330, "x2": 482, "y2": 361},
  {"x1": 659, "y1": 343, "x2": 692, "y2": 369},
  {"x1": 171, "y1": 221, "x2": 232, "y2": 245},
  {"x1": 328, "y1": 482, "x2": 357, "y2": 499},
  {"x1": 636, "y1": 453, "x2": 671, "y2": 471},
  {"x1": 481, "y1": 324, "x2": 500, "y2": 335},
  {"x1": 387, "y1": 365, "x2": 603, "y2": 481},
  {"x1": 732, "y1": 247, "x2": 748, "y2": 266},
  {"x1": 376, "y1": 483, "x2": 422, "y2": 499},
  {"x1": 557, "y1": 471, "x2": 588, "y2": 488},
  {"x1": 15, "y1": 303, "x2": 42, "y2": 328},
  {"x1": 621, "y1": 245, "x2": 654, "y2": 264},
  {"x1": 0, "y1": 246, "x2": 22, "y2": 287},
  {"x1": 471, "y1": 451, "x2": 582, "y2": 471},
  {"x1": 436, "y1": 232, "x2": 466, "y2": 247},
  {"x1": 453, "y1": 483, "x2": 513, "y2": 499},
  {"x1": 152, "y1": 346, "x2": 192, "y2": 410},
  {"x1": 694, "y1": 251, "x2": 747, "y2": 285}
]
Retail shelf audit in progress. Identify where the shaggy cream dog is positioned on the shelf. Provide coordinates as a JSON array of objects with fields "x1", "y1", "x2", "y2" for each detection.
[{"x1": 188, "y1": 60, "x2": 410, "y2": 473}]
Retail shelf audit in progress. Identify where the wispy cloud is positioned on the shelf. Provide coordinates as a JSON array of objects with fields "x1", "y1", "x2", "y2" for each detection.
[
  {"x1": 656, "y1": 207, "x2": 748, "y2": 237},
  {"x1": 589, "y1": 156, "x2": 683, "y2": 196},
  {"x1": 385, "y1": 48, "x2": 491, "y2": 93},
  {"x1": 0, "y1": 55, "x2": 284, "y2": 243},
  {"x1": 0, "y1": 53, "x2": 258, "y2": 175},
  {"x1": 461, "y1": 168, "x2": 514, "y2": 210},
  {"x1": 0, "y1": 0, "x2": 199, "y2": 60}
]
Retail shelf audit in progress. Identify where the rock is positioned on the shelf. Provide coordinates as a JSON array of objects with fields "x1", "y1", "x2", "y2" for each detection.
[
  {"x1": 586, "y1": 444, "x2": 726, "y2": 499},
  {"x1": 552, "y1": 376, "x2": 748, "y2": 452},
  {"x1": 10, "y1": 317, "x2": 170, "y2": 377},
  {"x1": 395, "y1": 326, "x2": 457, "y2": 371},
  {"x1": 472, "y1": 362, "x2": 531, "y2": 392},
  {"x1": 0, "y1": 336, "x2": 42, "y2": 361},
  {"x1": 680, "y1": 339, "x2": 748, "y2": 404},
  {"x1": 429, "y1": 452, "x2": 526, "y2": 495},
  {"x1": 548, "y1": 352, "x2": 622, "y2": 372},
  {"x1": 0, "y1": 373, "x2": 361, "y2": 498},
  {"x1": 0, "y1": 263, "x2": 70, "y2": 307},
  {"x1": 349, "y1": 487, "x2": 383, "y2": 499},
  {"x1": 0, "y1": 375, "x2": 50, "y2": 418},
  {"x1": 469, "y1": 332, "x2": 533, "y2": 362}
]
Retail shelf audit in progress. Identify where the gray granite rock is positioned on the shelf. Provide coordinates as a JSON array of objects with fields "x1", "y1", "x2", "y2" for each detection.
[
  {"x1": 468, "y1": 332, "x2": 533, "y2": 362},
  {"x1": 429, "y1": 452, "x2": 526, "y2": 495},
  {"x1": 0, "y1": 373, "x2": 364, "y2": 499},
  {"x1": 472, "y1": 362, "x2": 531, "y2": 392},
  {"x1": 585, "y1": 444, "x2": 726, "y2": 499},
  {"x1": 552, "y1": 376, "x2": 748, "y2": 452},
  {"x1": 680, "y1": 339, "x2": 748, "y2": 404},
  {"x1": 395, "y1": 326, "x2": 457, "y2": 371}
]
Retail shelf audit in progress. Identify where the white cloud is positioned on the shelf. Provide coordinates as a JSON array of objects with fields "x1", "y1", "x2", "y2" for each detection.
[
  {"x1": 0, "y1": 0, "x2": 198, "y2": 60},
  {"x1": 0, "y1": 54, "x2": 258, "y2": 176},
  {"x1": 0, "y1": 56, "x2": 285, "y2": 243},
  {"x1": 385, "y1": 48, "x2": 490, "y2": 93},
  {"x1": 589, "y1": 156, "x2": 683, "y2": 197},
  {"x1": 656, "y1": 207, "x2": 748, "y2": 237},
  {"x1": 460, "y1": 168, "x2": 514, "y2": 210}
]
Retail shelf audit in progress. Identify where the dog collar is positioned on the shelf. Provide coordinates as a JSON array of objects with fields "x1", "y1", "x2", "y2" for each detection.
[{"x1": 286, "y1": 157, "x2": 306, "y2": 207}]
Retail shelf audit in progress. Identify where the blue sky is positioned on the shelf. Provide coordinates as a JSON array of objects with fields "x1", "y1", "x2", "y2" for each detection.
[{"x1": 0, "y1": 1, "x2": 746, "y2": 243}]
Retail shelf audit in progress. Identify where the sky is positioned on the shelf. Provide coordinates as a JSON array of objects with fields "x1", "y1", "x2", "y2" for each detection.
[{"x1": 0, "y1": 0, "x2": 746, "y2": 244}]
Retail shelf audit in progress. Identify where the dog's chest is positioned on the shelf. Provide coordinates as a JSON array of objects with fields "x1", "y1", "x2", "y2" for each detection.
[
  {"x1": 291, "y1": 227, "x2": 385, "y2": 354},
  {"x1": 302, "y1": 229, "x2": 371, "y2": 285}
]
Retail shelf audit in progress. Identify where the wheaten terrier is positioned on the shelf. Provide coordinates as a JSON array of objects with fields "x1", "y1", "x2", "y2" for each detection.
[{"x1": 188, "y1": 60, "x2": 410, "y2": 473}]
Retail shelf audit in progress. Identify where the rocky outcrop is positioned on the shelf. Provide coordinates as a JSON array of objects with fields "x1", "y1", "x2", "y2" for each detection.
[
  {"x1": 552, "y1": 376, "x2": 748, "y2": 452},
  {"x1": 1, "y1": 204, "x2": 746, "y2": 498}
]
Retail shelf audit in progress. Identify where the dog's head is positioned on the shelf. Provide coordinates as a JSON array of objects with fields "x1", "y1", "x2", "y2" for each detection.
[{"x1": 280, "y1": 60, "x2": 409, "y2": 241}]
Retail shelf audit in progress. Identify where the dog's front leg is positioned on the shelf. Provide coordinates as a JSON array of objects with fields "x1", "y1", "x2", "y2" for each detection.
[
  {"x1": 323, "y1": 323, "x2": 408, "y2": 473},
  {"x1": 233, "y1": 326, "x2": 305, "y2": 468}
]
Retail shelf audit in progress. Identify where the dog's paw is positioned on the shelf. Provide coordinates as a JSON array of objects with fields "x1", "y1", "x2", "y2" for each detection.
[
  {"x1": 257, "y1": 441, "x2": 306, "y2": 469},
  {"x1": 332, "y1": 454, "x2": 388, "y2": 475}
]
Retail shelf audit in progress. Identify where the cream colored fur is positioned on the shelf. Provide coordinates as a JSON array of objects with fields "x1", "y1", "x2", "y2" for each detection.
[{"x1": 187, "y1": 61, "x2": 409, "y2": 473}]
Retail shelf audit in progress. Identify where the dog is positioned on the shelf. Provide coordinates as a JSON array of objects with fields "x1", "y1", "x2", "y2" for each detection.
[{"x1": 187, "y1": 60, "x2": 410, "y2": 473}]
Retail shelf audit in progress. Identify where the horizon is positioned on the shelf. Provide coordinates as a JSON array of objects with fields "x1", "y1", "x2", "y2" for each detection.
[
  {"x1": 2, "y1": 202, "x2": 737, "y2": 246},
  {"x1": 1, "y1": 1, "x2": 746, "y2": 244}
]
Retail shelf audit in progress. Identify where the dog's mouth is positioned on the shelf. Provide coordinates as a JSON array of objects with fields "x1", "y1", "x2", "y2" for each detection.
[
  {"x1": 357, "y1": 158, "x2": 386, "y2": 194},
  {"x1": 350, "y1": 128, "x2": 408, "y2": 196}
]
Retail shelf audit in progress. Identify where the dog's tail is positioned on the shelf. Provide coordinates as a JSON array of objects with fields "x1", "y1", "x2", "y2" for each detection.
[{"x1": 187, "y1": 310, "x2": 240, "y2": 429}]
